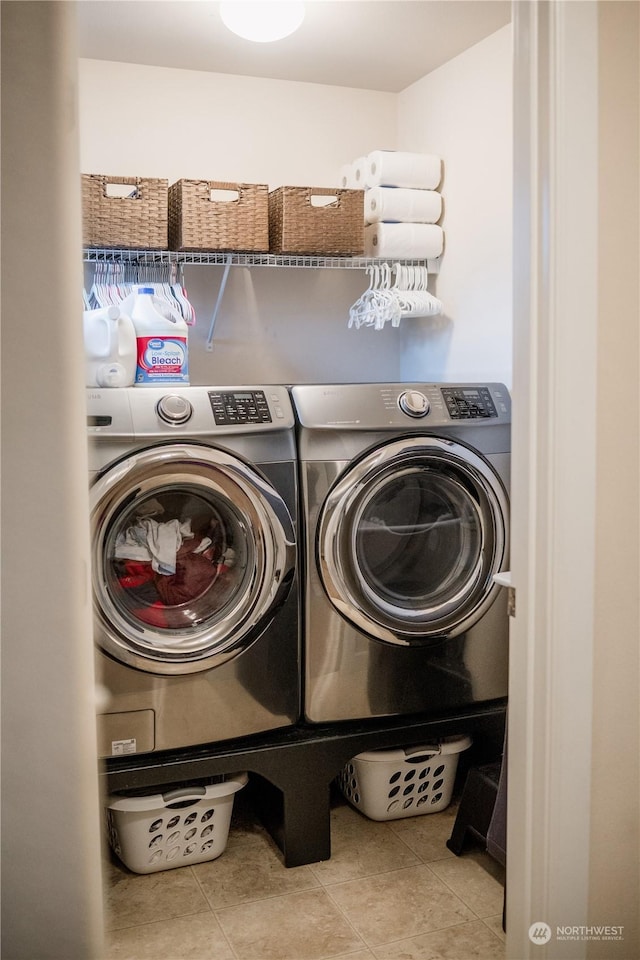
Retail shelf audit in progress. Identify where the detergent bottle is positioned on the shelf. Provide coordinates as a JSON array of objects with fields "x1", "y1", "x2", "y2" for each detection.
[
  {"x1": 123, "y1": 287, "x2": 189, "y2": 386},
  {"x1": 83, "y1": 305, "x2": 137, "y2": 387}
]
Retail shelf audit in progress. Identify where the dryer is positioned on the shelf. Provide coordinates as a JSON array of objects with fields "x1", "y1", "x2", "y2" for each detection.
[
  {"x1": 291, "y1": 382, "x2": 510, "y2": 724},
  {"x1": 88, "y1": 385, "x2": 300, "y2": 758}
]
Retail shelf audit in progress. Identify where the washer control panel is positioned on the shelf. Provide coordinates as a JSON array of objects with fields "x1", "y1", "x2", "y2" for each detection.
[
  {"x1": 208, "y1": 389, "x2": 272, "y2": 425},
  {"x1": 441, "y1": 386, "x2": 498, "y2": 420},
  {"x1": 87, "y1": 385, "x2": 294, "y2": 437}
]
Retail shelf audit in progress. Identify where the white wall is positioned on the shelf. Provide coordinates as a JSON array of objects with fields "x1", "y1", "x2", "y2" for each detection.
[
  {"x1": 79, "y1": 59, "x2": 402, "y2": 384},
  {"x1": 78, "y1": 59, "x2": 397, "y2": 188},
  {"x1": 78, "y1": 42, "x2": 514, "y2": 388},
  {"x1": 397, "y1": 26, "x2": 513, "y2": 387}
]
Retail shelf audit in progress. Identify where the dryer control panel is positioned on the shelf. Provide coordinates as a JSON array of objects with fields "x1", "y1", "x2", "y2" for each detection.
[
  {"x1": 441, "y1": 386, "x2": 498, "y2": 420},
  {"x1": 291, "y1": 382, "x2": 510, "y2": 430}
]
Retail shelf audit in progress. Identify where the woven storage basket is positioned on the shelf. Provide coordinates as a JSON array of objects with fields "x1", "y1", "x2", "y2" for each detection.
[
  {"x1": 269, "y1": 186, "x2": 364, "y2": 255},
  {"x1": 82, "y1": 174, "x2": 168, "y2": 249},
  {"x1": 168, "y1": 180, "x2": 269, "y2": 252}
]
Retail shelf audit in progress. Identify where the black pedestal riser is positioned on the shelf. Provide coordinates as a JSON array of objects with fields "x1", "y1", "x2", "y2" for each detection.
[{"x1": 102, "y1": 705, "x2": 506, "y2": 867}]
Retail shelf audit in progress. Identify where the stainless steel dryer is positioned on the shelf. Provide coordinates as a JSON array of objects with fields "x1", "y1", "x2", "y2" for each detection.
[
  {"x1": 291, "y1": 382, "x2": 510, "y2": 724},
  {"x1": 88, "y1": 385, "x2": 299, "y2": 758}
]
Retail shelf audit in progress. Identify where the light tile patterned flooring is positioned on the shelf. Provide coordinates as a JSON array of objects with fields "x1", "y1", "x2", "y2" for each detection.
[{"x1": 102, "y1": 788, "x2": 505, "y2": 960}]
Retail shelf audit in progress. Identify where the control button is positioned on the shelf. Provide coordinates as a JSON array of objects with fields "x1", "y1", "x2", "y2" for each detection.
[
  {"x1": 208, "y1": 390, "x2": 273, "y2": 425},
  {"x1": 441, "y1": 386, "x2": 498, "y2": 420},
  {"x1": 156, "y1": 395, "x2": 193, "y2": 425},
  {"x1": 398, "y1": 390, "x2": 430, "y2": 418}
]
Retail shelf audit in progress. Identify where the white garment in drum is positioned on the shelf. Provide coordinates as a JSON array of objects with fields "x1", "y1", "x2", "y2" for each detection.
[{"x1": 114, "y1": 518, "x2": 194, "y2": 575}]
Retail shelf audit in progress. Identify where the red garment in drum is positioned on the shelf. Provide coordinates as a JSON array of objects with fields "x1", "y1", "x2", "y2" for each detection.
[{"x1": 153, "y1": 536, "x2": 219, "y2": 606}]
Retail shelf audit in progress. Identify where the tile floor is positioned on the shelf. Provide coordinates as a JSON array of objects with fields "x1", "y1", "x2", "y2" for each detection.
[{"x1": 102, "y1": 786, "x2": 506, "y2": 960}]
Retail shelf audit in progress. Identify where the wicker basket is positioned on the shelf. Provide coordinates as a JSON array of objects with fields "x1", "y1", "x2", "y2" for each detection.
[
  {"x1": 82, "y1": 174, "x2": 168, "y2": 249},
  {"x1": 169, "y1": 180, "x2": 269, "y2": 252},
  {"x1": 269, "y1": 186, "x2": 364, "y2": 256}
]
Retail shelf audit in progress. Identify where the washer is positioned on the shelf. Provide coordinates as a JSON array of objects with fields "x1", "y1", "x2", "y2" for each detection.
[
  {"x1": 291, "y1": 382, "x2": 510, "y2": 724},
  {"x1": 88, "y1": 385, "x2": 300, "y2": 758}
]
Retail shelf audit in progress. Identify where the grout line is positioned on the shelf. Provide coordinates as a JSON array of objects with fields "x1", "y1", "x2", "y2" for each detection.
[
  {"x1": 426, "y1": 857, "x2": 506, "y2": 921},
  {"x1": 211, "y1": 885, "x2": 371, "y2": 960},
  {"x1": 189, "y1": 864, "x2": 241, "y2": 959},
  {"x1": 481, "y1": 914, "x2": 508, "y2": 945},
  {"x1": 102, "y1": 803, "x2": 505, "y2": 959},
  {"x1": 103, "y1": 903, "x2": 215, "y2": 936},
  {"x1": 366, "y1": 917, "x2": 507, "y2": 956},
  {"x1": 320, "y1": 881, "x2": 372, "y2": 954}
]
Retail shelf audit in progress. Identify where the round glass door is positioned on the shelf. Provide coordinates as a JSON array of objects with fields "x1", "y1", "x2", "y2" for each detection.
[
  {"x1": 91, "y1": 442, "x2": 295, "y2": 673},
  {"x1": 318, "y1": 437, "x2": 508, "y2": 644}
]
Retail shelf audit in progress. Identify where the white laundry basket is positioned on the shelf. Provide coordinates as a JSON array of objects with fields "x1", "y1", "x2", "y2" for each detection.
[
  {"x1": 338, "y1": 736, "x2": 472, "y2": 821},
  {"x1": 105, "y1": 773, "x2": 248, "y2": 874}
]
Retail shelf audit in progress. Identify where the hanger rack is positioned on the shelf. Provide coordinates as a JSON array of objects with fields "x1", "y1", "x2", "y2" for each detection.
[{"x1": 83, "y1": 248, "x2": 442, "y2": 349}]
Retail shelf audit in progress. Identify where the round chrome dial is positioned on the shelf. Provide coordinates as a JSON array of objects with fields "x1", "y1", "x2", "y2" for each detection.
[
  {"x1": 398, "y1": 390, "x2": 430, "y2": 418},
  {"x1": 156, "y1": 395, "x2": 193, "y2": 424}
]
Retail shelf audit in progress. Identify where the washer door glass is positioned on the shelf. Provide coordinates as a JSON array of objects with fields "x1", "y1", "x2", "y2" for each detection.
[
  {"x1": 91, "y1": 443, "x2": 295, "y2": 674},
  {"x1": 318, "y1": 437, "x2": 508, "y2": 644}
]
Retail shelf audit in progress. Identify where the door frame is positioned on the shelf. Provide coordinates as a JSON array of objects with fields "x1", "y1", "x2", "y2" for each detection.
[{"x1": 508, "y1": 2, "x2": 599, "y2": 956}]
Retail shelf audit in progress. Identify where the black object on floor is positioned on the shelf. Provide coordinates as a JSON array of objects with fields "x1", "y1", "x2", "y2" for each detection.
[
  {"x1": 447, "y1": 752, "x2": 507, "y2": 933},
  {"x1": 446, "y1": 761, "x2": 501, "y2": 855}
]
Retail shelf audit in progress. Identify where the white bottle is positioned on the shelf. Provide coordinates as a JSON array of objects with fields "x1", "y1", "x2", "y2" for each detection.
[
  {"x1": 83, "y1": 305, "x2": 137, "y2": 388},
  {"x1": 124, "y1": 287, "x2": 189, "y2": 386}
]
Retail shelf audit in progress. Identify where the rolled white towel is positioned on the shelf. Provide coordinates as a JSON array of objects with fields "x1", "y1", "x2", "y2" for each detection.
[
  {"x1": 338, "y1": 163, "x2": 354, "y2": 189},
  {"x1": 364, "y1": 222, "x2": 444, "y2": 259},
  {"x1": 352, "y1": 156, "x2": 369, "y2": 189},
  {"x1": 365, "y1": 187, "x2": 442, "y2": 225},
  {"x1": 366, "y1": 150, "x2": 442, "y2": 190}
]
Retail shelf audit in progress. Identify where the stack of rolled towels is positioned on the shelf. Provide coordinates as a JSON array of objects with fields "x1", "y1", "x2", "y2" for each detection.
[{"x1": 338, "y1": 150, "x2": 444, "y2": 260}]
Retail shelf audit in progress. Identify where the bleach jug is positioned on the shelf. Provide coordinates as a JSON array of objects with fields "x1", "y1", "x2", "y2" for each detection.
[
  {"x1": 83, "y1": 305, "x2": 137, "y2": 388},
  {"x1": 123, "y1": 287, "x2": 189, "y2": 386}
]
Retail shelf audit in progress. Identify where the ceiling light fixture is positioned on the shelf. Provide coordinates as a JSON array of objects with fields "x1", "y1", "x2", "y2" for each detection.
[{"x1": 219, "y1": 1, "x2": 305, "y2": 43}]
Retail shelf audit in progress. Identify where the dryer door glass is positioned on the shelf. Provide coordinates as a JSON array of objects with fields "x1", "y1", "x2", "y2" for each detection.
[
  {"x1": 91, "y1": 443, "x2": 295, "y2": 674},
  {"x1": 318, "y1": 437, "x2": 508, "y2": 644},
  {"x1": 356, "y1": 467, "x2": 482, "y2": 609}
]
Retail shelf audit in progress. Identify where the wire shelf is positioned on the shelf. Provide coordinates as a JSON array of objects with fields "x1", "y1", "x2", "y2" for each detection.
[
  {"x1": 83, "y1": 248, "x2": 442, "y2": 350},
  {"x1": 83, "y1": 248, "x2": 438, "y2": 271}
]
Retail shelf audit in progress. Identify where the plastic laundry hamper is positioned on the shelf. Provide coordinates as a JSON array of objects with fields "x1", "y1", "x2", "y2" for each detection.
[
  {"x1": 105, "y1": 773, "x2": 248, "y2": 874},
  {"x1": 338, "y1": 736, "x2": 472, "y2": 821}
]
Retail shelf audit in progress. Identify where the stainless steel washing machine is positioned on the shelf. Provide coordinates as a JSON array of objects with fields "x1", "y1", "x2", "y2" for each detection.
[
  {"x1": 88, "y1": 385, "x2": 300, "y2": 758},
  {"x1": 291, "y1": 382, "x2": 510, "y2": 724}
]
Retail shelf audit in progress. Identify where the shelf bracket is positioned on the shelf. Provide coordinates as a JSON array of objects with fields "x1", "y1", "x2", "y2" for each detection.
[{"x1": 205, "y1": 253, "x2": 233, "y2": 351}]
